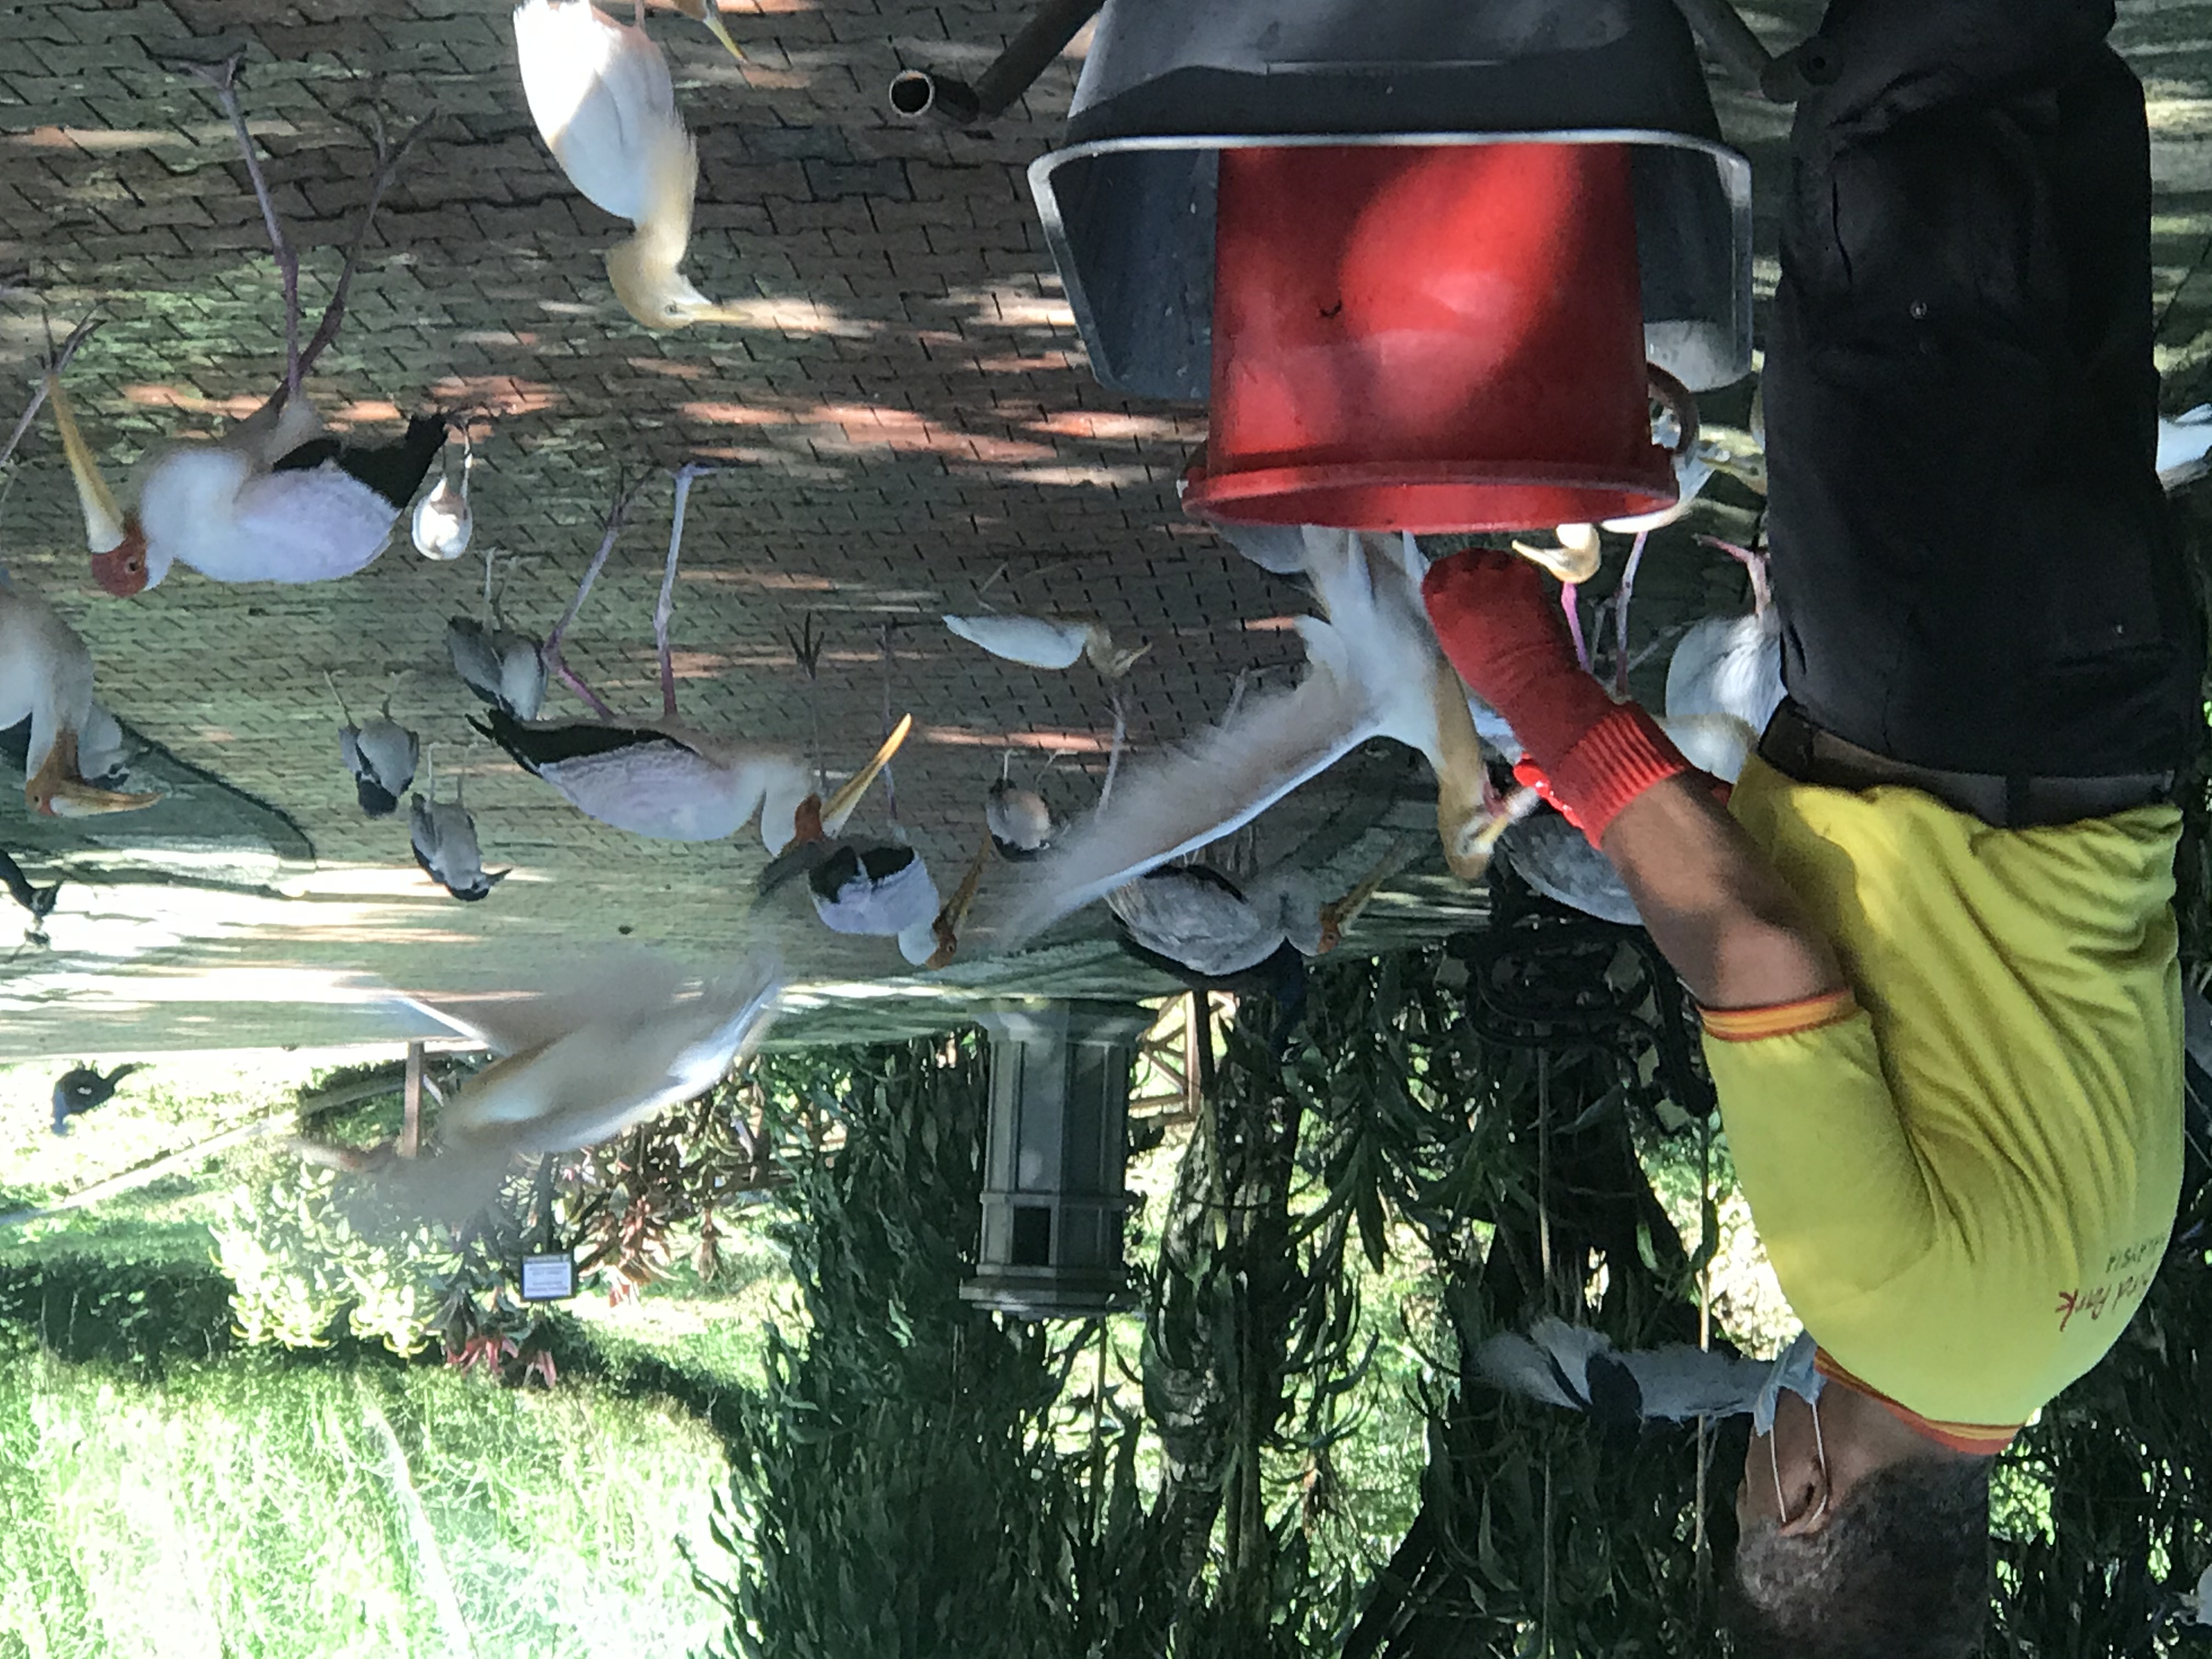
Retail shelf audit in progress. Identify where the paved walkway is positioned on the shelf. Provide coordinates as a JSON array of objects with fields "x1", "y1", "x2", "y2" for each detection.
[{"x1": 1, "y1": 0, "x2": 2209, "y2": 1056}]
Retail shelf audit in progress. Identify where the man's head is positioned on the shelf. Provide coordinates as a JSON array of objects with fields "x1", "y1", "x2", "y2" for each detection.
[{"x1": 1727, "y1": 1386, "x2": 1993, "y2": 1658}]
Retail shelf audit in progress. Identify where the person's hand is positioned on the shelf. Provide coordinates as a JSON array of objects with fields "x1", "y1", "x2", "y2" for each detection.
[
  {"x1": 1422, "y1": 547, "x2": 1692, "y2": 848},
  {"x1": 1420, "y1": 549, "x2": 1593, "y2": 745}
]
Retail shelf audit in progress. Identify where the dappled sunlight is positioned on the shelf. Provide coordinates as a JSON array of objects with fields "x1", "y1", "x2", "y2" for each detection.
[{"x1": 940, "y1": 282, "x2": 1077, "y2": 333}]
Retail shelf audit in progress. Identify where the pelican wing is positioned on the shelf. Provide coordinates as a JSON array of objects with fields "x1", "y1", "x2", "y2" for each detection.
[
  {"x1": 943, "y1": 613, "x2": 1088, "y2": 670},
  {"x1": 992, "y1": 661, "x2": 1377, "y2": 943}
]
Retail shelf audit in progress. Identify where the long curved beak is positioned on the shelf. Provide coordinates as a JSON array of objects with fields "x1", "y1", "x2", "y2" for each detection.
[
  {"x1": 819, "y1": 713, "x2": 913, "y2": 834},
  {"x1": 693, "y1": 3, "x2": 747, "y2": 62},
  {"x1": 1510, "y1": 524, "x2": 1602, "y2": 584},
  {"x1": 46, "y1": 374, "x2": 127, "y2": 554}
]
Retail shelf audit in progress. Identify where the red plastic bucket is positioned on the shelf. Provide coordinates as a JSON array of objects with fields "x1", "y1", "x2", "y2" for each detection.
[{"x1": 1183, "y1": 142, "x2": 1677, "y2": 534}]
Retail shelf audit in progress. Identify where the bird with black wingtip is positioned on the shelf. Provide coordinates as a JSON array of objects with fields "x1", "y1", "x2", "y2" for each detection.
[{"x1": 1423, "y1": 4, "x2": 2201, "y2": 1655}]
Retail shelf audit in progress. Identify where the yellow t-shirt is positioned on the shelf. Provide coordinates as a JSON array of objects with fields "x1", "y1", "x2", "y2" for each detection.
[{"x1": 1700, "y1": 756, "x2": 2184, "y2": 1430}]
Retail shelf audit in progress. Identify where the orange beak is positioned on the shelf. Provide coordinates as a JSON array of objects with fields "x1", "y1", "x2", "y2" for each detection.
[{"x1": 27, "y1": 731, "x2": 161, "y2": 816}]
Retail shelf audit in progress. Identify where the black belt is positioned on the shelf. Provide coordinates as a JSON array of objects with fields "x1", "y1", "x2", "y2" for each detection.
[{"x1": 1758, "y1": 701, "x2": 2175, "y2": 828}]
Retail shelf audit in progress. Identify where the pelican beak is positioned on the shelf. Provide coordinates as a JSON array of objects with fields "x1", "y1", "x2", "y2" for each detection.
[
  {"x1": 46, "y1": 374, "x2": 128, "y2": 555},
  {"x1": 670, "y1": 0, "x2": 746, "y2": 60},
  {"x1": 1427, "y1": 662, "x2": 1497, "y2": 882},
  {"x1": 29, "y1": 732, "x2": 161, "y2": 817},
  {"x1": 924, "y1": 839, "x2": 993, "y2": 969},
  {"x1": 1510, "y1": 524, "x2": 1602, "y2": 584},
  {"x1": 819, "y1": 713, "x2": 913, "y2": 834}
]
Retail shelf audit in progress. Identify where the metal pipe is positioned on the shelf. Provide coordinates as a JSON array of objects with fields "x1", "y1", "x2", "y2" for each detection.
[{"x1": 889, "y1": 0, "x2": 1104, "y2": 126}]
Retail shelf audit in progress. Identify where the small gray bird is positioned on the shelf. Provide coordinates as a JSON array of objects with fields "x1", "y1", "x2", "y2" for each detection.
[
  {"x1": 986, "y1": 777, "x2": 1054, "y2": 860},
  {"x1": 445, "y1": 614, "x2": 546, "y2": 723},
  {"x1": 326, "y1": 673, "x2": 419, "y2": 817},
  {"x1": 409, "y1": 748, "x2": 507, "y2": 902},
  {"x1": 52, "y1": 1062, "x2": 143, "y2": 1135}
]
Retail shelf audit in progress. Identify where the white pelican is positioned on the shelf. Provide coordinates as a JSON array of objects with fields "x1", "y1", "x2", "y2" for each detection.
[
  {"x1": 991, "y1": 528, "x2": 1499, "y2": 944},
  {"x1": 0, "y1": 579, "x2": 160, "y2": 817},
  {"x1": 328, "y1": 673, "x2": 419, "y2": 817},
  {"x1": 409, "y1": 748, "x2": 508, "y2": 901},
  {"x1": 513, "y1": 0, "x2": 749, "y2": 331},
  {"x1": 942, "y1": 612, "x2": 1148, "y2": 677},
  {"x1": 48, "y1": 55, "x2": 442, "y2": 595},
  {"x1": 475, "y1": 467, "x2": 909, "y2": 849},
  {"x1": 380, "y1": 951, "x2": 781, "y2": 1222},
  {"x1": 411, "y1": 427, "x2": 474, "y2": 561}
]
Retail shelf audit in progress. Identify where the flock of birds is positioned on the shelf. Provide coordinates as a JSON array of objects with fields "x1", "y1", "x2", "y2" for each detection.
[{"x1": 9, "y1": 1, "x2": 2212, "y2": 1181}]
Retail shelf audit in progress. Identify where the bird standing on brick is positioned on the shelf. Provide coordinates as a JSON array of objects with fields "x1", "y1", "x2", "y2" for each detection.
[
  {"x1": 0, "y1": 577, "x2": 160, "y2": 818},
  {"x1": 326, "y1": 674, "x2": 420, "y2": 818},
  {"x1": 409, "y1": 747, "x2": 508, "y2": 902},
  {"x1": 46, "y1": 52, "x2": 444, "y2": 595},
  {"x1": 476, "y1": 468, "x2": 909, "y2": 853},
  {"x1": 514, "y1": 0, "x2": 749, "y2": 331}
]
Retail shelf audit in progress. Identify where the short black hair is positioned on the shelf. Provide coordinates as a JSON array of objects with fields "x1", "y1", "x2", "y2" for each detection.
[{"x1": 1725, "y1": 1455, "x2": 1993, "y2": 1658}]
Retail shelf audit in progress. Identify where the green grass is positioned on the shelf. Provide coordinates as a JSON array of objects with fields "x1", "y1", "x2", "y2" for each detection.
[{"x1": 0, "y1": 1340, "x2": 730, "y2": 1659}]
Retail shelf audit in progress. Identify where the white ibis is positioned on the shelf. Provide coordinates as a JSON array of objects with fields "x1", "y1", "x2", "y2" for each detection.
[
  {"x1": 988, "y1": 777, "x2": 1055, "y2": 861},
  {"x1": 48, "y1": 54, "x2": 443, "y2": 596},
  {"x1": 327, "y1": 673, "x2": 419, "y2": 817},
  {"x1": 409, "y1": 748, "x2": 508, "y2": 901},
  {"x1": 941, "y1": 613, "x2": 1149, "y2": 678},
  {"x1": 411, "y1": 426, "x2": 475, "y2": 561},
  {"x1": 51, "y1": 1063, "x2": 144, "y2": 1136},
  {"x1": 513, "y1": 0, "x2": 748, "y2": 332},
  {"x1": 992, "y1": 528, "x2": 1499, "y2": 943},
  {"x1": 474, "y1": 467, "x2": 909, "y2": 849},
  {"x1": 383, "y1": 950, "x2": 780, "y2": 1222},
  {"x1": 1663, "y1": 537, "x2": 1784, "y2": 737},
  {"x1": 0, "y1": 578, "x2": 160, "y2": 817}
]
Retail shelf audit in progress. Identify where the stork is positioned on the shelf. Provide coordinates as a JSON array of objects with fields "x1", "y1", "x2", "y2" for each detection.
[
  {"x1": 0, "y1": 578, "x2": 160, "y2": 817},
  {"x1": 475, "y1": 466, "x2": 909, "y2": 849},
  {"x1": 513, "y1": 0, "x2": 749, "y2": 331},
  {"x1": 47, "y1": 53, "x2": 444, "y2": 595},
  {"x1": 990, "y1": 528, "x2": 1501, "y2": 945}
]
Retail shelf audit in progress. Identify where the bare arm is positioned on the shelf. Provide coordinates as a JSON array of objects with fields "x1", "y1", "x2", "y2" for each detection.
[{"x1": 1599, "y1": 775, "x2": 1847, "y2": 1011}]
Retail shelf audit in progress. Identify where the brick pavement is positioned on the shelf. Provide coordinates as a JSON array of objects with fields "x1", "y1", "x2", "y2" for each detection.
[{"x1": 0, "y1": 0, "x2": 2208, "y2": 1056}]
